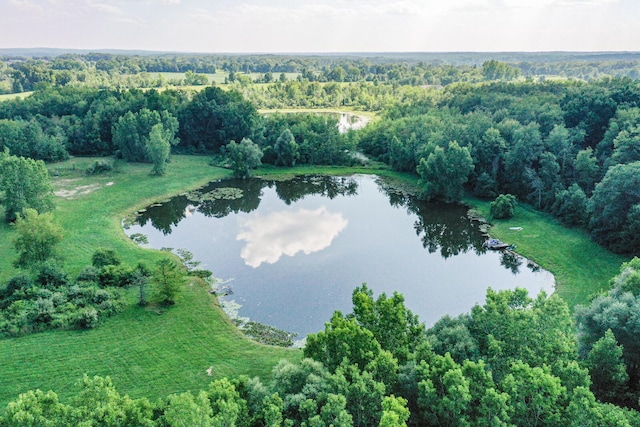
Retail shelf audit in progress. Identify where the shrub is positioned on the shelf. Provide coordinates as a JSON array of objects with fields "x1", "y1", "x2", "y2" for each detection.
[
  {"x1": 75, "y1": 307, "x2": 99, "y2": 329},
  {"x1": 190, "y1": 269, "x2": 213, "y2": 279},
  {"x1": 97, "y1": 264, "x2": 135, "y2": 288},
  {"x1": 85, "y1": 160, "x2": 113, "y2": 175},
  {"x1": 490, "y1": 194, "x2": 517, "y2": 219},
  {"x1": 36, "y1": 261, "x2": 69, "y2": 288},
  {"x1": 2, "y1": 274, "x2": 34, "y2": 300},
  {"x1": 92, "y1": 248, "x2": 121, "y2": 268},
  {"x1": 77, "y1": 266, "x2": 99, "y2": 282}
]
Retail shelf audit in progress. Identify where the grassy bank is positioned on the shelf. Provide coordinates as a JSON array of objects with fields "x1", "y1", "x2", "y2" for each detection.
[
  {"x1": 468, "y1": 199, "x2": 628, "y2": 308},
  {"x1": 0, "y1": 156, "x2": 628, "y2": 407},
  {"x1": 0, "y1": 156, "x2": 300, "y2": 408}
]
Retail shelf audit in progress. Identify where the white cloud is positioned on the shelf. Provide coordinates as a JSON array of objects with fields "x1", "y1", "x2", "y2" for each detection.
[
  {"x1": 9, "y1": 0, "x2": 43, "y2": 11},
  {"x1": 237, "y1": 207, "x2": 348, "y2": 268},
  {"x1": 88, "y1": 1, "x2": 124, "y2": 15}
]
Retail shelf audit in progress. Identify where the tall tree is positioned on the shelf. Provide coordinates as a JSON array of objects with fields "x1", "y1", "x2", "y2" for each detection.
[
  {"x1": 226, "y1": 138, "x2": 263, "y2": 178},
  {"x1": 146, "y1": 123, "x2": 171, "y2": 175},
  {"x1": 417, "y1": 141, "x2": 473, "y2": 202},
  {"x1": 274, "y1": 129, "x2": 299, "y2": 167},
  {"x1": 0, "y1": 150, "x2": 55, "y2": 222},
  {"x1": 588, "y1": 161, "x2": 640, "y2": 253},
  {"x1": 112, "y1": 109, "x2": 178, "y2": 163},
  {"x1": 585, "y1": 329, "x2": 629, "y2": 404},
  {"x1": 13, "y1": 208, "x2": 62, "y2": 270},
  {"x1": 574, "y1": 148, "x2": 600, "y2": 195},
  {"x1": 152, "y1": 258, "x2": 183, "y2": 305},
  {"x1": 179, "y1": 86, "x2": 259, "y2": 152}
]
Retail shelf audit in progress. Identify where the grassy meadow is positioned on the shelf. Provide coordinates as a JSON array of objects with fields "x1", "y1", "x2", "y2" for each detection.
[
  {"x1": 469, "y1": 199, "x2": 628, "y2": 308},
  {"x1": 0, "y1": 91, "x2": 33, "y2": 102},
  {"x1": 0, "y1": 154, "x2": 628, "y2": 408},
  {"x1": 0, "y1": 156, "x2": 301, "y2": 407}
]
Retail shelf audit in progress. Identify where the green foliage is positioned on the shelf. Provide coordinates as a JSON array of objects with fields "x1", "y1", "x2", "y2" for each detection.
[
  {"x1": 274, "y1": 129, "x2": 299, "y2": 166},
  {"x1": 416, "y1": 353, "x2": 472, "y2": 426},
  {"x1": 146, "y1": 123, "x2": 171, "y2": 175},
  {"x1": 225, "y1": 137, "x2": 263, "y2": 178},
  {"x1": 585, "y1": 330, "x2": 629, "y2": 403},
  {"x1": 379, "y1": 395, "x2": 410, "y2": 427},
  {"x1": 91, "y1": 248, "x2": 121, "y2": 268},
  {"x1": 112, "y1": 109, "x2": 178, "y2": 163},
  {"x1": 0, "y1": 264, "x2": 123, "y2": 336},
  {"x1": 178, "y1": 86, "x2": 259, "y2": 152},
  {"x1": 552, "y1": 183, "x2": 589, "y2": 226},
  {"x1": 350, "y1": 284, "x2": 425, "y2": 364},
  {"x1": 417, "y1": 141, "x2": 474, "y2": 202},
  {"x1": 575, "y1": 258, "x2": 640, "y2": 406},
  {"x1": 13, "y1": 208, "x2": 63, "y2": 270},
  {"x1": 500, "y1": 361, "x2": 565, "y2": 427},
  {"x1": 0, "y1": 118, "x2": 69, "y2": 162},
  {"x1": 97, "y1": 264, "x2": 136, "y2": 288},
  {"x1": 164, "y1": 391, "x2": 213, "y2": 427},
  {"x1": 152, "y1": 258, "x2": 183, "y2": 305},
  {"x1": 85, "y1": 160, "x2": 113, "y2": 175},
  {"x1": 588, "y1": 162, "x2": 640, "y2": 253},
  {"x1": 304, "y1": 312, "x2": 383, "y2": 373},
  {"x1": 482, "y1": 60, "x2": 521, "y2": 81},
  {"x1": 574, "y1": 147, "x2": 599, "y2": 195},
  {"x1": 0, "y1": 150, "x2": 55, "y2": 222},
  {"x1": 489, "y1": 194, "x2": 517, "y2": 219}
]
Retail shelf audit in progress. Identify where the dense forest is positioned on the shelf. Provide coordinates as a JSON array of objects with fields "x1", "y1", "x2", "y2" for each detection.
[{"x1": 2, "y1": 52, "x2": 640, "y2": 425}]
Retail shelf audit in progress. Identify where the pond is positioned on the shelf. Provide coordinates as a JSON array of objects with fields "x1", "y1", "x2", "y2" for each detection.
[{"x1": 124, "y1": 175, "x2": 554, "y2": 339}]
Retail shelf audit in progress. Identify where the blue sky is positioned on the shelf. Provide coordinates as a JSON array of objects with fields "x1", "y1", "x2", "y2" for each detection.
[{"x1": 1, "y1": 0, "x2": 639, "y2": 52}]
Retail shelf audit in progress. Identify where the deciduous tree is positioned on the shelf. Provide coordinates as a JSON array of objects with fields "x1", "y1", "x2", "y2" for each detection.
[
  {"x1": 0, "y1": 150, "x2": 55, "y2": 222},
  {"x1": 13, "y1": 208, "x2": 62, "y2": 270},
  {"x1": 226, "y1": 138, "x2": 263, "y2": 178},
  {"x1": 417, "y1": 141, "x2": 473, "y2": 202},
  {"x1": 152, "y1": 258, "x2": 183, "y2": 305}
]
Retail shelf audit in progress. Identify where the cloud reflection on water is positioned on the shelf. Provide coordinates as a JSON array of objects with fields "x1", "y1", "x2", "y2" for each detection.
[{"x1": 237, "y1": 207, "x2": 348, "y2": 268}]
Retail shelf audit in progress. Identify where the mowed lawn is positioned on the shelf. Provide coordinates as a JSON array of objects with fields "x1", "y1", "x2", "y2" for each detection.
[
  {"x1": 469, "y1": 200, "x2": 629, "y2": 308},
  {"x1": 0, "y1": 154, "x2": 629, "y2": 407},
  {"x1": 0, "y1": 156, "x2": 300, "y2": 407}
]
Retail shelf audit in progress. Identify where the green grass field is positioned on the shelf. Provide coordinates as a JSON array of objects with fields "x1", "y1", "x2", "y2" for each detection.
[
  {"x1": 0, "y1": 156, "x2": 301, "y2": 407},
  {"x1": 468, "y1": 200, "x2": 628, "y2": 308},
  {"x1": 0, "y1": 91, "x2": 33, "y2": 102},
  {"x1": 0, "y1": 155, "x2": 627, "y2": 408}
]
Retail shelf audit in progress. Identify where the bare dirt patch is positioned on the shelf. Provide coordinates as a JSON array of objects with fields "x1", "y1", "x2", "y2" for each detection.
[{"x1": 54, "y1": 182, "x2": 102, "y2": 199}]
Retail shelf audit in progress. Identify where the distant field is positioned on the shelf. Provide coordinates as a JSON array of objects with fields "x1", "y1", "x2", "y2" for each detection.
[{"x1": 0, "y1": 91, "x2": 33, "y2": 101}]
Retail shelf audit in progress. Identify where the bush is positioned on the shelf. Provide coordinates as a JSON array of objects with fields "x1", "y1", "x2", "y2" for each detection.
[
  {"x1": 36, "y1": 261, "x2": 69, "y2": 288},
  {"x1": 85, "y1": 160, "x2": 113, "y2": 175},
  {"x1": 97, "y1": 264, "x2": 135, "y2": 288},
  {"x1": 2, "y1": 274, "x2": 34, "y2": 298},
  {"x1": 92, "y1": 248, "x2": 121, "y2": 268},
  {"x1": 190, "y1": 269, "x2": 213, "y2": 279},
  {"x1": 77, "y1": 266, "x2": 99, "y2": 282},
  {"x1": 75, "y1": 307, "x2": 99, "y2": 329},
  {"x1": 490, "y1": 194, "x2": 517, "y2": 219}
]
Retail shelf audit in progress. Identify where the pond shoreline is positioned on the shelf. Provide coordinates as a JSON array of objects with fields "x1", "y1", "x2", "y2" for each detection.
[{"x1": 125, "y1": 173, "x2": 554, "y2": 341}]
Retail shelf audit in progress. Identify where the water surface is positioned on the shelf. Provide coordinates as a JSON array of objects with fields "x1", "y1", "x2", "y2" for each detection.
[{"x1": 125, "y1": 175, "x2": 554, "y2": 337}]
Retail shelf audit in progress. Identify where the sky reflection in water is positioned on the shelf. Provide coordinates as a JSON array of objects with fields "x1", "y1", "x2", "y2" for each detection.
[
  {"x1": 237, "y1": 207, "x2": 348, "y2": 268},
  {"x1": 126, "y1": 175, "x2": 554, "y2": 337}
]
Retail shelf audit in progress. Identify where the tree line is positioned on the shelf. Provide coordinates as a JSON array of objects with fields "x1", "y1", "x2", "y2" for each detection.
[
  {"x1": 4, "y1": 51, "x2": 640, "y2": 95},
  {"x1": 356, "y1": 77, "x2": 640, "y2": 254}
]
